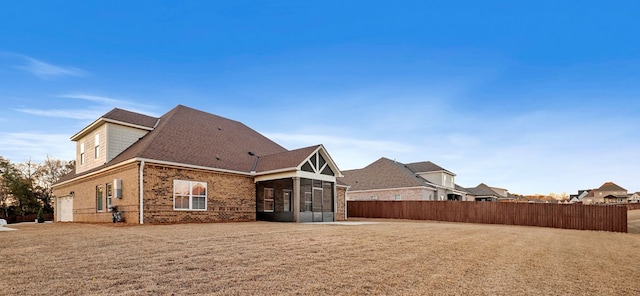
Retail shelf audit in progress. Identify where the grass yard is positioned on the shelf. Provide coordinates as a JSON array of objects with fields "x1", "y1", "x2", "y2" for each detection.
[{"x1": 2, "y1": 216, "x2": 640, "y2": 295}]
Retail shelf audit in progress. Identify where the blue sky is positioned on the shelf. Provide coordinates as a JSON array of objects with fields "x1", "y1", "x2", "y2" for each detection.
[{"x1": 1, "y1": 1, "x2": 639, "y2": 194}]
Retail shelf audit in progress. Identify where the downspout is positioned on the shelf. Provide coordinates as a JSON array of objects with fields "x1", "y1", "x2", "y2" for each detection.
[{"x1": 139, "y1": 160, "x2": 145, "y2": 224}]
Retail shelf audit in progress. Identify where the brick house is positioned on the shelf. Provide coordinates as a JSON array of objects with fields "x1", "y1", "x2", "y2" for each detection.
[
  {"x1": 52, "y1": 105, "x2": 346, "y2": 224},
  {"x1": 340, "y1": 157, "x2": 469, "y2": 201},
  {"x1": 464, "y1": 183, "x2": 514, "y2": 202},
  {"x1": 581, "y1": 182, "x2": 628, "y2": 205}
]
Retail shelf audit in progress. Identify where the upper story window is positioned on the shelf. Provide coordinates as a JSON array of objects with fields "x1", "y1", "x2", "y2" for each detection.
[
  {"x1": 174, "y1": 180, "x2": 207, "y2": 210},
  {"x1": 94, "y1": 134, "x2": 100, "y2": 159},
  {"x1": 80, "y1": 143, "x2": 85, "y2": 165}
]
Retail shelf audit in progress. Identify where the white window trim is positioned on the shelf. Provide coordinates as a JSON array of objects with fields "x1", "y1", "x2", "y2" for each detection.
[
  {"x1": 80, "y1": 142, "x2": 85, "y2": 164},
  {"x1": 94, "y1": 134, "x2": 100, "y2": 159},
  {"x1": 106, "y1": 183, "x2": 113, "y2": 210},
  {"x1": 173, "y1": 180, "x2": 208, "y2": 211}
]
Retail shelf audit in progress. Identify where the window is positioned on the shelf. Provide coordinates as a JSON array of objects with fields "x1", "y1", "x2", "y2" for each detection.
[
  {"x1": 94, "y1": 134, "x2": 100, "y2": 159},
  {"x1": 264, "y1": 188, "x2": 274, "y2": 212},
  {"x1": 174, "y1": 180, "x2": 207, "y2": 210},
  {"x1": 96, "y1": 185, "x2": 104, "y2": 212},
  {"x1": 394, "y1": 194, "x2": 402, "y2": 200},
  {"x1": 371, "y1": 195, "x2": 377, "y2": 200},
  {"x1": 283, "y1": 190, "x2": 292, "y2": 212},
  {"x1": 80, "y1": 143, "x2": 85, "y2": 164},
  {"x1": 106, "y1": 183, "x2": 113, "y2": 210}
]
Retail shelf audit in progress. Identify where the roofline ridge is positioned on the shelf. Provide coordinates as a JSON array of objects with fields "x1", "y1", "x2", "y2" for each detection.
[{"x1": 133, "y1": 106, "x2": 181, "y2": 158}]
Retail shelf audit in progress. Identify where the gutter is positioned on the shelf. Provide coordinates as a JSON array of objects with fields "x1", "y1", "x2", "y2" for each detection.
[{"x1": 139, "y1": 160, "x2": 145, "y2": 224}]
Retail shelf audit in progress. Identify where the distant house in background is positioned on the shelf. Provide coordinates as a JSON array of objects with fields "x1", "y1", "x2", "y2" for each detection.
[
  {"x1": 629, "y1": 192, "x2": 640, "y2": 203},
  {"x1": 569, "y1": 190, "x2": 590, "y2": 203},
  {"x1": 580, "y1": 182, "x2": 628, "y2": 205},
  {"x1": 464, "y1": 183, "x2": 514, "y2": 202},
  {"x1": 340, "y1": 158, "x2": 470, "y2": 201}
]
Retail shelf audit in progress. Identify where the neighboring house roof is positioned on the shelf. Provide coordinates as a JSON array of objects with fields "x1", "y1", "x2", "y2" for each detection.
[
  {"x1": 57, "y1": 105, "x2": 335, "y2": 184},
  {"x1": 465, "y1": 183, "x2": 503, "y2": 198},
  {"x1": 454, "y1": 184, "x2": 469, "y2": 193},
  {"x1": 405, "y1": 161, "x2": 455, "y2": 176},
  {"x1": 341, "y1": 157, "x2": 432, "y2": 191},
  {"x1": 583, "y1": 191, "x2": 595, "y2": 198},
  {"x1": 603, "y1": 194, "x2": 626, "y2": 199},
  {"x1": 597, "y1": 182, "x2": 626, "y2": 192}
]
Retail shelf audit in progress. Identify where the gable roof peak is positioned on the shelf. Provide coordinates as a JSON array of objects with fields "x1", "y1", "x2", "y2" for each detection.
[
  {"x1": 598, "y1": 181, "x2": 626, "y2": 192},
  {"x1": 405, "y1": 160, "x2": 455, "y2": 176},
  {"x1": 71, "y1": 107, "x2": 159, "y2": 141}
]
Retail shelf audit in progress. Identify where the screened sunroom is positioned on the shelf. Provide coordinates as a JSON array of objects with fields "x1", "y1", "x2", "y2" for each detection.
[{"x1": 254, "y1": 146, "x2": 339, "y2": 222}]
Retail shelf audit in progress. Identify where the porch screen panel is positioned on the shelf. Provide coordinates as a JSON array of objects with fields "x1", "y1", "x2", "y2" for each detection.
[
  {"x1": 312, "y1": 179, "x2": 323, "y2": 212},
  {"x1": 313, "y1": 188, "x2": 323, "y2": 212},
  {"x1": 300, "y1": 178, "x2": 312, "y2": 212},
  {"x1": 322, "y1": 181, "x2": 334, "y2": 212}
]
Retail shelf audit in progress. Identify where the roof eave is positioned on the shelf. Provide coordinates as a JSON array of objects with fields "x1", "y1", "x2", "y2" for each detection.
[{"x1": 70, "y1": 118, "x2": 154, "y2": 141}]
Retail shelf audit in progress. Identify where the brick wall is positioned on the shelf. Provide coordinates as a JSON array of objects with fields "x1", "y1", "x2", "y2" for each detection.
[
  {"x1": 53, "y1": 162, "x2": 140, "y2": 223},
  {"x1": 347, "y1": 188, "x2": 430, "y2": 201},
  {"x1": 142, "y1": 164, "x2": 256, "y2": 223},
  {"x1": 336, "y1": 186, "x2": 347, "y2": 221}
]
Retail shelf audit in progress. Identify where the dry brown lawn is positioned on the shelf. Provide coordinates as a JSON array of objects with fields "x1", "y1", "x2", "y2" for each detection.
[{"x1": 3, "y1": 214, "x2": 640, "y2": 295}]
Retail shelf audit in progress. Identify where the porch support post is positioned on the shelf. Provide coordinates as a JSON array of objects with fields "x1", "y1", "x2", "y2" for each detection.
[
  {"x1": 333, "y1": 182, "x2": 338, "y2": 222},
  {"x1": 293, "y1": 177, "x2": 300, "y2": 223}
]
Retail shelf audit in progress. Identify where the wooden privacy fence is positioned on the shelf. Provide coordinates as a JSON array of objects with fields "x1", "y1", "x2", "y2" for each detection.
[
  {"x1": 347, "y1": 201, "x2": 628, "y2": 233},
  {"x1": 0, "y1": 214, "x2": 54, "y2": 224},
  {"x1": 626, "y1": 203, "x2": 640, "y2": 210}
]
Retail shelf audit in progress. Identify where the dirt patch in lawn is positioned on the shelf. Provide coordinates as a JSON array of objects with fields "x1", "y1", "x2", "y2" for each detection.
[{"x1": 2, "y1": 219, "x2": 640, "y2": 295}]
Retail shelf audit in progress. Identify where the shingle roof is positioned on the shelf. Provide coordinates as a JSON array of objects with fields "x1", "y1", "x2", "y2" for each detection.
[
  {"x1": 102, "y1": 108, "x2": 158, "y2": 128},
  {"x1": 597, "y1": 182, "x2": 626, "y2": 192},
  {"x1": 109, "y1": 105, "x2": 288, "y2": 172},
  {"x1": 465, "y1": 183, "x2": 501, "y2": 197},
  {"x1": 454, "y1": 184, "x2": 470, "y2": 193},
  {"x1": 58, "y1": 105, "x2": 295, "y2": 183},
  {"x1": 255, "y1": 145, "x2": 320, "y2": 173},
  {"x1": 340, "y1": 158, "x2": 431, "y2": 191},
  {"x1": 405, "y1": 161, "x2": 453, "y2": 175}
]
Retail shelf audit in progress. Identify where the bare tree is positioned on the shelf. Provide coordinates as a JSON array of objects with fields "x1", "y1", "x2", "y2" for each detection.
[{"x1": 36, "y1": 155, "x2": 75, "y2": 208}]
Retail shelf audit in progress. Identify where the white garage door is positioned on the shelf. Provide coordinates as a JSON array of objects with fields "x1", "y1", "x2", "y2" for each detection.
[{"x1": 58, "y1": 196, "x2": 73, "y2": 222}]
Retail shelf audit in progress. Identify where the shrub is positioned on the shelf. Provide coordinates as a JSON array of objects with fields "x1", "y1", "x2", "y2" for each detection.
[{"x1": 37, "y1": 208, "x2": 45, "y2": 223}]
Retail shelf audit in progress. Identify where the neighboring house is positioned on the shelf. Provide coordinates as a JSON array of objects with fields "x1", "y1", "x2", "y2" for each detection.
[
  {"x1": 464, "y1": 183, "x2": 513, "y2": 202},
  {"x1": 340, "y1": 158, "x2": 470, "y2": 201},
  {"x1": 569, "y1": 190, "x2": 590, "y2": 203},
  {"x1": 629, "y1": 192, "x2": 640, "y2": 203},
  {"x1": 405, "y1": 161, "x2": 466, "y2": 200},
  {"x1": 52, "y1": 105, "x2": 345, "y2": 224},
  {"x1": 580, "y1": 182, "x2": 628, "y2": 205}
]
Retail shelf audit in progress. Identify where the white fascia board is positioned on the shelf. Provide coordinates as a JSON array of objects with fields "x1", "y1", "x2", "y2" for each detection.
[
  {"x1": 136, "y1": 158, "x2": 253, "y2": 176},
  {"x1": 254, "y1": 170, "x2": 337, "y2": 183},
  {"x1": 53, "y1": 157, "x2": 254, "y2": 188},
  {"x1": 315, "y1": 145, "x2": 344, "y2": 177},
  {"x1": 71, "y1": 118, "x2": 154, "y2": 141},
  {"x1": 292, "y1": 145, "x2": 343, "y2": 178},
  {"x1": 417, "y1": 170, "x2": 457, "y2": 177},
  {"x1": 52, "y1": 158, "x2": 138, "y2": 188}
]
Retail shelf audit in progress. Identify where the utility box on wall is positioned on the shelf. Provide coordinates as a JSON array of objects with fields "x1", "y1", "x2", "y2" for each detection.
[{"x1": 114, "y1": 179, "x2": 122, "y2": 198}]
